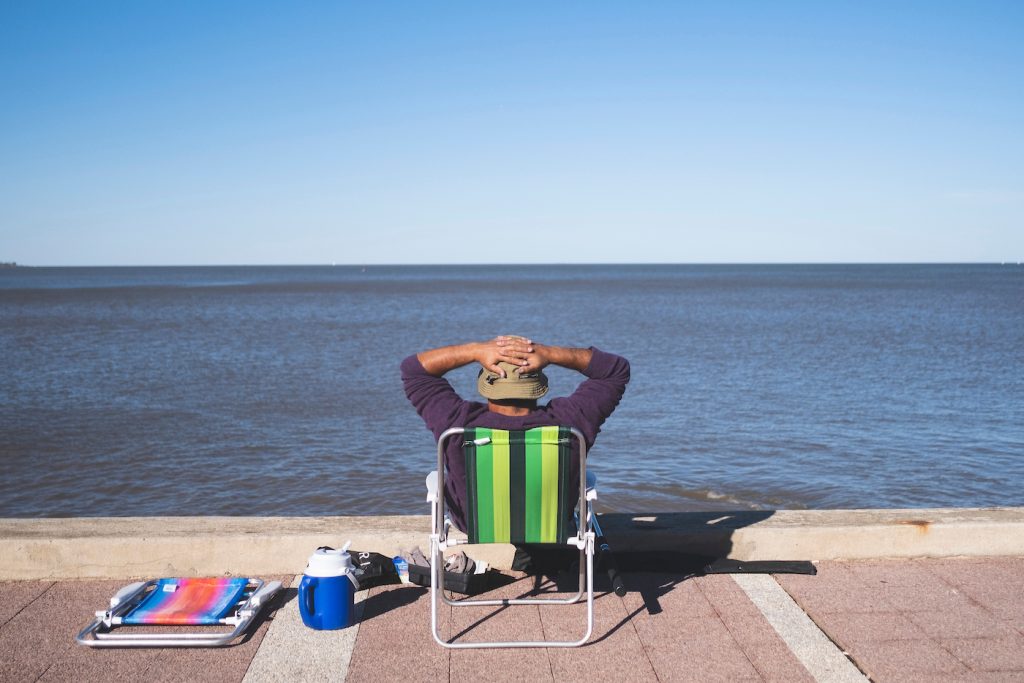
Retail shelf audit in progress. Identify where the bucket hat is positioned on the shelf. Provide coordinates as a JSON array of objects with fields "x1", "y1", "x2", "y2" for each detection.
[{"x1": 477, "y1": 362, "x2": 549, "y2": 401}]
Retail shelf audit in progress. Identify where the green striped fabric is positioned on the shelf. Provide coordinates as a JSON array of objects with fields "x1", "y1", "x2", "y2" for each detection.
[{"x1": 463, "y1": 427, "x2": 575, "y2": 544}]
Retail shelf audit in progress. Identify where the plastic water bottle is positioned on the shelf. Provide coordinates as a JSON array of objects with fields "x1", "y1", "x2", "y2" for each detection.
[{"x1": 299, "y1": 541, "x2": 356, "y2": 630}]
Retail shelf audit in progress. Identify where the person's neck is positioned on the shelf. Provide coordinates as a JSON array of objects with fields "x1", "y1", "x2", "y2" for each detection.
[{"x1": 487, "y1": 400, "x2": 535, "y2": 417}]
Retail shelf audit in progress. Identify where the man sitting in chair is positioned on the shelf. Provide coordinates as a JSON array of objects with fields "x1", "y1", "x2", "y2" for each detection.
[{"x1": 401, "y1": 335, "x2": 630, "y2": 569}]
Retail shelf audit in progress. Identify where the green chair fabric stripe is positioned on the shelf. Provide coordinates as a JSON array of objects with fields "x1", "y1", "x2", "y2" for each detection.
[
  {"x1": 540, "y1": 426, "x2": 560, "y2": 543},
  {"x1": 491, "y1": 432, "x2": 511, "y2": 542},
  {"x1": 474, "y1": 428, "x2": 495, "y2": 543},
  {"x1": 524, "y1": 438, "x2": 543, "y2": 541}
]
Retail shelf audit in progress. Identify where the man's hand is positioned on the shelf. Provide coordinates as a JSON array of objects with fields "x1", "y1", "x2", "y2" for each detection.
[
  {"x1": 516, "y1": 341, "x2": 550, "y2": 374},
  {"x1": 478, "y1": 335, "x2": 534, "y2": 377}
]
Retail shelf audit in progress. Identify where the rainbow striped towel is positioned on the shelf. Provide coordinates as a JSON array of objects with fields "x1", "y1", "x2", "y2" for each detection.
[{"x1": 123, "y1": 578, "x2": 249, "y2": 625}]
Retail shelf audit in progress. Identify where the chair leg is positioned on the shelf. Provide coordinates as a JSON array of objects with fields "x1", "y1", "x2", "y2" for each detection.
[{"x1": 429, "y1": 496, "x2": 448, "y2": 647}]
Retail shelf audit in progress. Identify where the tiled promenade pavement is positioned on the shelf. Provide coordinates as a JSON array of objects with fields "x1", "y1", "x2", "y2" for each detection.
[
  {"x1": 346, "y1": 570, "x2": 813, "y2": 682},
  {"x1": 777, "y1": 557, "x2": 1024, "y2": 682},
  {"x1": 1, "y1": 558, "x2": 1022, "y2": 682},
  {"x1": 0, "y1": 576, "x2": 292, "y2": 682}
]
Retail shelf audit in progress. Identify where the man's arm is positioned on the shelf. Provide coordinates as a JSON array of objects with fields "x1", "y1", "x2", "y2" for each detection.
[
  {"x1": 547, "y1": 347, "x2": 630, "y2": 447},
  {"x1": 518, "y1": 343, "x2": 593, "y2": 374}
]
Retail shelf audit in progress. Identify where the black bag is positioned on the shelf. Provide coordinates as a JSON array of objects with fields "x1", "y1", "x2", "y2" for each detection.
[{"x1": 346, "y1": 549, "x2": 400, "y2": 589}]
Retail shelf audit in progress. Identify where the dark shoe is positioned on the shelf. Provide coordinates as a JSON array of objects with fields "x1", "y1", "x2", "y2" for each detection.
[{"x1": 511, "y1": 545, "x2": 534, "y2": 572}]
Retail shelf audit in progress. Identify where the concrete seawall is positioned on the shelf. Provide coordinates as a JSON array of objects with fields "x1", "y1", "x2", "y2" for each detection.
[{"x1": 3, "y1": 507, "x2": 1023, "y2": 580}]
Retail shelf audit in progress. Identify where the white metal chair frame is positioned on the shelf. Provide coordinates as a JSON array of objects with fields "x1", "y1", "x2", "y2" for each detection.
[{"x1": 426, "y1": 426, "x2": 596, "y2": 648}]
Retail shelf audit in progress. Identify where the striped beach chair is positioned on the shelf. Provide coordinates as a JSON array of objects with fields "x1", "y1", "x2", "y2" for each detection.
[
  {"x1": 76, "y1": 577, "x2": 282, "y2": 647},
  {"x1": 426, "y1": 426, "x2": 597, "y2": 648}
]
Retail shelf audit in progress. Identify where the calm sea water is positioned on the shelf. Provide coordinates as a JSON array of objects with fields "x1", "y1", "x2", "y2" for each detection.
[{"x1": 1, "y1": 264, "x2": 1022, "y2": 517}]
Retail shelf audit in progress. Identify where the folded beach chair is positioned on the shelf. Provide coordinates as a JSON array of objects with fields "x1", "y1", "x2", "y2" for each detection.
[
  {"x1": 76, "y1": 577, "x2": 282, "y2": 648},
  {"x1": 426, "y1": 426, "x2": 596, "y2": 648}
]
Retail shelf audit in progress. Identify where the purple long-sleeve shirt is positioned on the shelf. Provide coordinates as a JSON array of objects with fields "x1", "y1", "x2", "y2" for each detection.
[{"x1": 401, "y1": 347, "x2": 630, "y2": 533}]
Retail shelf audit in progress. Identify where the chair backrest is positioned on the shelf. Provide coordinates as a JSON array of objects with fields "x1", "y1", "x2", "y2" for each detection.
[{"x1": 461, "y1": 426, "x2": 577, "y2": 545}]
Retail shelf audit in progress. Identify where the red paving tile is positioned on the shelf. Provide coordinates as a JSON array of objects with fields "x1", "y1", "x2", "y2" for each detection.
[
  {"x1": 0, "y1": 581, "x2": 53, "y2": 627},
  {"x1": 448, "y1": 578, "x2": 553, "y2": 679},
  {"x1": 697, "y1": 574, "x2": 764, "y2": 617},
  {"x1": 741, "y1": 641, "x2": 816, "y2": 683},
  {"x1": 625, "y1": 573, "x2": 720, "y2": 618},
  {"x1": 38, "y1": 645, "x2": 162, "y2": 682},
  {"x1": 776, "y1": 562, "x2": 892, "y2": 615},
  {"x1": 345, "y1": 584, "x2": 450, "y2": 682},
  {"x1": 0, "y1": 580, "x2": 124, "y2": 683},
  {"x1": 642, "y1": 626, "x2": 762, "y2": 682},
  {"x1": 927, "y1": 557, "x2": 1024, "y2": 586},
  {"x1": 712, "y1": 614, "x2": 782, "y2": 647},
  {"x1": 987, "y1": 604, "x2": 1024, "y2": 631},
  {"x1": 844, "y1": 638, "x2": 970, "y2": 680},
  {"x1": 938, "y1": 635, "x2": 1024, "y2": 672},
  {"x1": 704, "y1": 577, "x2": 815, "y2": 682},
  {"x1": 845, "y1": 559, "x2": 944, "y2": 588},
  {"x1": 882, "y1": 673, "x2": 999, "y2": 683},
  {"x1": 809, "y1": 611, "x2": 927, "y2": 643},
  {"x1": 922, "y1": 558, "x2": 1024, "y2": 631},
  {"x1": 542, "y1": 589, "x2": 656, "y2": 682},
  {"x1": 626, "y1": 578, "x2": 761, "y2": 682},
  {"x1": 945, "y1": 589, "x2": 1024, "y2": 629},
  {"x1": 871, "y1": 582, "x2": 977, "y2": 613},
  {"x1": 779, "y1": 558, "x2": 1024, "y2": 682},
  {"x1": 907, "y1": 606, "x2": 1018, "y2": 639},
  {"x1": 580, "y1": 573, "x2": 810, "y2": 682},
  {"x1": 969, "y1": 674, "x2": 1024, "y2": 683},
  {"x1": 697, "y1": 576, "x2": 814, "y2": 681}
]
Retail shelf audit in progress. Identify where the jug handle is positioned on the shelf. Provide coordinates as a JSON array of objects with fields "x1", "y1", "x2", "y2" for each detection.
[{"x1": 300, "y1": 575, "x2": 319, "y2": 627}]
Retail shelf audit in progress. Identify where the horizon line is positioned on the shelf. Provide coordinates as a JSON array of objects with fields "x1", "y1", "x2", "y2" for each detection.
[{"x1": 4, "y1": 261, "x2": 1023, "y2": 268}]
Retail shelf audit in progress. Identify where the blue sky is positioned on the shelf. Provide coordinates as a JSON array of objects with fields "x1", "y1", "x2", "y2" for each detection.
[{"x1": 1, "y1": 2, "x2": 1021, "y2": 265}]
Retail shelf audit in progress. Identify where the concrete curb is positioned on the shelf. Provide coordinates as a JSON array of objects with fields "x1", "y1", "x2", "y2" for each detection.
[
  {"x1": 2, "y1": 507, "x2": 1022, "y2": 580},
  {"x1": 0, "y1": 516, "x2": 451, "y2": 581},
  {"x1": 597, "y1": 507, "x2": 1024, "y2": 561}
]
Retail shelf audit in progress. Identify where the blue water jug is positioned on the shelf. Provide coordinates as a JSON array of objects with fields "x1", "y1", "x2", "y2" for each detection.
[{"x1": 299, "y1": 543, "x2": 357, "y2": 630}]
